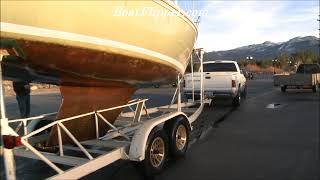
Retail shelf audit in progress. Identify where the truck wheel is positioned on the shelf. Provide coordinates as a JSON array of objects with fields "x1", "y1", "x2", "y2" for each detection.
[
  {"x1": 312, "y1": 85, "x2": 318, "y2": 93},
  {"x1": 138, "y1": 128, "x2": 168, "y2": 177},
  {"x1": 232, "y1": 91, "x2": 241, "y2": 107},
  {"x1": 34, "y1": 120, "x2": 53, "y2": 135},
  {"x1": 242, "y1": 86, "x2": 247, "y2": 99},
  {"x1": 185, "y1": 94, "x2": 192, "y2": 100},
  {"x1": 165, "y1": 117, "x2": 190, "y2": 158},
  {"x1": 185, "y1": 94, "x2": 200, "y2": 100},
  {"x1": 281, "y1": 86, "x2": 287, "y2": 92}
]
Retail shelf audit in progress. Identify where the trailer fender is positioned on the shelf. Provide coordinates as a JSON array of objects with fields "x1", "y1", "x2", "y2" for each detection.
[{"x1": 128, "y1": 112, "x2": 189, "y2": 161}]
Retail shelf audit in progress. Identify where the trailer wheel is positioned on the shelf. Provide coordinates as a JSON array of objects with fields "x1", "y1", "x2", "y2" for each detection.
[
  {"x1": 137, "y1": 128, "x2": 168, "y2": 177},
  {"x1": 281, "y1": 86, "x2": 287, "y2": 92},
  {"x1": 165, "y1": 117, "x2": 190, "y2": 158}
]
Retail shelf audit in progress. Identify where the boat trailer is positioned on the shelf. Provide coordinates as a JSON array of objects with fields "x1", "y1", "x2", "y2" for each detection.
[{"x1": 0, "y1": 48, "x2": 207, "y2": 179}]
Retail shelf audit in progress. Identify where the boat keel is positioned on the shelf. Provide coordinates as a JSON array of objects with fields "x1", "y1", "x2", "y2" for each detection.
[{"x1": 47, "y1": 85, "x2": 135, "y2": 146}]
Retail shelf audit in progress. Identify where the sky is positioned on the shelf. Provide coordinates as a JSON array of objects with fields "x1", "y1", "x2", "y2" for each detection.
[{"x1": 179, "y1": 0, "x2": 319, "y2": 52}]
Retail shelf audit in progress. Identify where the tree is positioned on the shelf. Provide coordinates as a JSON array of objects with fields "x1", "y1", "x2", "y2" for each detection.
[
  {"x1": 276, "y1": 53, "x2": 289, "y2": 68},
  {"x1": 292, "y1": 50, "x2": 319, "y2": 64}
]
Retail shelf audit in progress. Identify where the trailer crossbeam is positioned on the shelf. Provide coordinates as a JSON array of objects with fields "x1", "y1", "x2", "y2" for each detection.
[
  {"x1": 14, "y1": 148, "x2": 89, "y2": 167},
  {"x1": 48, "y1": 147, "x2": 127, "y2": 180}
]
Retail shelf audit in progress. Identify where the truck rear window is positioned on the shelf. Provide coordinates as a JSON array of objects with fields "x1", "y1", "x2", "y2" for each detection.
[{"x1": 203, "y1": 63, "x2": 237, "y2": 72}]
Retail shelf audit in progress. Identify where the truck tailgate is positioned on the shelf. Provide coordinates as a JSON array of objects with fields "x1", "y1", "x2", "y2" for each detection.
[
  {"x1": 203, "y1": 72, "x2": 236, "y2": 90},
  {"x1": 184, "y1": 72, "x2": 236, "y2": 91},
  {"x1": 184, "y1": 72, "x2": 201, "y2": 90}
]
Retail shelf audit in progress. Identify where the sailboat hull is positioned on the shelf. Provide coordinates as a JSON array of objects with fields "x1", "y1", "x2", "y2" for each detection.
[
  {"x1": 0, "y1": 0, "x2": 197, "y2": 143},
  {"x1": 1, "y1": 0, "x2": 197, "y2": 85}
]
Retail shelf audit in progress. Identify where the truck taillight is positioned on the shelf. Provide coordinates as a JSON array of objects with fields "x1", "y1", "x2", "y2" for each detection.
[
  {"x1": 232, "y1": 80, "x2": 236, "y2": 88},
  {"x1": 3, "y1": 135, "x2": 22, "y2": 149}
]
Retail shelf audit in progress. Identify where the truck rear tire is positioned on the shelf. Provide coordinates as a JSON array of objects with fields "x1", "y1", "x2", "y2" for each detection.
[
  {"x1": 312, "y1": 85, "x2": 318, "y2": 93},
  {"x1": 242, "y1": 85, "x2": 247, "y2": 99},
  {"x1": 281, "y1": 86, "x2": 287, "y2": 92},
  {"x1": 164, "y1": 117, "x2": 190, "y2": 158},
  {"x1": 232, "y1": 91, "x2": 241, "y2": 107},
  {"x1": 185, "y1": 94, "x2": 200, "y2": 100},
  {"x1": 185, "y1": 94, "x2": 192, "y2": 100}
]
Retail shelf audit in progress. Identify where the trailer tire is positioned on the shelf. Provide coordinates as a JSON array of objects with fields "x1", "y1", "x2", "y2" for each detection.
[
  {"x1": 281, "y1": 86, "x2": 287, "y2": 92},
  {"x1": 136, "y1": 128, "x2": 168, "y2": 178},
  {"x1": 165, "y1": 117, "x2": 190, "y2": 158}
]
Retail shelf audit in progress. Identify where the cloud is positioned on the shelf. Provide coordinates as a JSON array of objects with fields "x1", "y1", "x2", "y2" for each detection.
[{"x1": 195, "y1": 0, "x2": 319, "y2": 51}]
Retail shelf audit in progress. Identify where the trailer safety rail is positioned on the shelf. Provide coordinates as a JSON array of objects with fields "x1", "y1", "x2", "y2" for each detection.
[{"x1": 2, "y1": 99, "x2": 148, "y2": 178}]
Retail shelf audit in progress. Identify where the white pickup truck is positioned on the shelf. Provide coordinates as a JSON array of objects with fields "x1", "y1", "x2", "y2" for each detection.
[{"x1": 183, "y1": 60, "x2": 247, "y2": 106}]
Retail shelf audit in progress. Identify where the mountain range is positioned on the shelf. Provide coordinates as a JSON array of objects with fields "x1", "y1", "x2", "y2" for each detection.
[{"x1": 204, "y1": 36, "x2": 319, "y2": 61}]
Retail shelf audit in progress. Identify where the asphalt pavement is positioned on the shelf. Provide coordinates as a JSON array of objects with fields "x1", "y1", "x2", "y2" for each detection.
[
  {"x1": 1, "y1": 75, "x2": 319, "y2": 180},
  {"x1": 157, "y1": 79, "x2": 320, "y2": 180}
]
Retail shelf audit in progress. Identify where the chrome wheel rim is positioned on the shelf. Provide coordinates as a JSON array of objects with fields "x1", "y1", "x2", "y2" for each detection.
[
  {"x1": 175, "y1": 124, "x2": 187, "y2": 150},
  {"x1": 150, "y1": 137, "x2": 165, "y2": 167}
]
